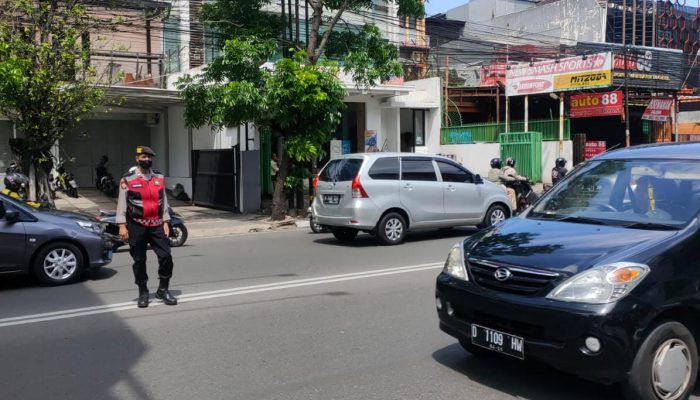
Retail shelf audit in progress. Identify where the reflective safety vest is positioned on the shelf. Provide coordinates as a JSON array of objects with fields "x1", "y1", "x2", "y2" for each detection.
[{"x1": 122, "y1": 171, "x2": 166, "y2": 226}]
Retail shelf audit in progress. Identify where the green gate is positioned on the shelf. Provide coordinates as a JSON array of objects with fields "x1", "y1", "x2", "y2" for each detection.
[{"x1": 500, "y1": 132, "x2": 542, "y2": 182}]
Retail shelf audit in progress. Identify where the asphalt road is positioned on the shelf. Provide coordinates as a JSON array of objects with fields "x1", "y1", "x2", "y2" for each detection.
[{"x1": 0, "y1": 227, "x2": 697, "y2": 400}]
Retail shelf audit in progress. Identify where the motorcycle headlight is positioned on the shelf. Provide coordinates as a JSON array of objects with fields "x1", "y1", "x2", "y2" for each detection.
[
  {"x1": 443, "y1": 244, "x2": 468, "y2": 281},
  {"x1": 76, "y1": 220, "x2": 103, "y2": 234},
  {"x1": 547, "y1": 262, "x2": 649, "y2": 304}
]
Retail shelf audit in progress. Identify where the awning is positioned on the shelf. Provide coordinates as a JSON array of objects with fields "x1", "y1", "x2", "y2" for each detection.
[{"x1": 101, "y1": 86, "x2": 183, "y2": 112}]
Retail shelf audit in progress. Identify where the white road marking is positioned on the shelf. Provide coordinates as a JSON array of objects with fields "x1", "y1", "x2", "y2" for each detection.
[{"x1": 0, "y1": 262, "x2": 444, "y2": 328}]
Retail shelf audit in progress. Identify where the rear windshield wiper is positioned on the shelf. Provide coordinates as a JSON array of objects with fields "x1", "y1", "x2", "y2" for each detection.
[{"x1": 621, "y1": 222, "x2": 680, "y2": 231}]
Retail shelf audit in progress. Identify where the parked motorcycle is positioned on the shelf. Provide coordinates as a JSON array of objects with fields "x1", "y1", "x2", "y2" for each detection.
[
  {"x1": 55, "y1": 163, "x2": 79, "y2": 198},
  {"x1": 505, "y1": 180, "x2": 539, "y2": 214},
  {"x1": 97, "y1": 207, "x2": 188, "y2": 250},
  {"x1": 95, "y1": 156, "x2": 117, "y2": 197}
]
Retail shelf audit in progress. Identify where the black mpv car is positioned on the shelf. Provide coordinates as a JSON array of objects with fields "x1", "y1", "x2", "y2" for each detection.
[{"x1": 436, "y1": 142, "x2": 700, "y2": 400}]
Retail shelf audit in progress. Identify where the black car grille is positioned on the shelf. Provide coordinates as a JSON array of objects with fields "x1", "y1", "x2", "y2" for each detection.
[{"x1": 467, "y1": 257, "x2": 560, "y2": 296}]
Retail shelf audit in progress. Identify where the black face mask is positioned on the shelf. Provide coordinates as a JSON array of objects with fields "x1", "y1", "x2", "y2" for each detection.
[{"x1": 138, "y1": 160, "x2": 152, "y2": 170}]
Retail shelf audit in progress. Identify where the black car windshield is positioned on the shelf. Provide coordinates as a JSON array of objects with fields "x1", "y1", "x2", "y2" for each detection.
[{"x1": 530, "y1": 159, "x2": 700, "y2": 229}]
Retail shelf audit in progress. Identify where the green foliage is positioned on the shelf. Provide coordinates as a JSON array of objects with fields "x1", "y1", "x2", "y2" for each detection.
[
  {"x1": 326, "y1": 25, "x2": 403, "y2": 88},
  {"x1": 0, "y1": 0, "x2": 103, "y2": 165},
  {"x1": 200, "y1": 0, "x2": 283, "y2": 42}
]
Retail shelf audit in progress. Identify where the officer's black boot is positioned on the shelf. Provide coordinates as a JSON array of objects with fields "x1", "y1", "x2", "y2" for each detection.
[
  {"x1": 137, "y1": 285, "x2": 149, "y2": 308},
  {"x1": 156, "y1": 279, "x2": 177, "y2": 305}
]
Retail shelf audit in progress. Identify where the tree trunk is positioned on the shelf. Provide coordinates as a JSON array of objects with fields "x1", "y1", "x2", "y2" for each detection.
[{"x1": 271, "y1": 147, "x2": 291, "y2": 220}]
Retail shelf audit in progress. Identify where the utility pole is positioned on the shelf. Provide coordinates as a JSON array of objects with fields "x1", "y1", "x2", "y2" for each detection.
[
  {"x1": 625, "y1": 45, "x2": 631, "y2": 147},
  {"x1": 444, "y1": 56, "x2": 449, "y2": 126}
]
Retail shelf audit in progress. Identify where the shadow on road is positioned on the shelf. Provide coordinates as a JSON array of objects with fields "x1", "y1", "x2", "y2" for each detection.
[
  {"x1": 0, "y1": 280, "x2": 152, "y2": 400},
  {"x1": 432, "y1": 343, "x2": 620, "y2": 400},
  {"x1": 313, "y1": 227, "x2": 477, "y2": 247}
]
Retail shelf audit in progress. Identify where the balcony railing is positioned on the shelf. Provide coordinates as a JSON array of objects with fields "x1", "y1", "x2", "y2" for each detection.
[
  {"x1": 91, "y1": 51, "x2": 166, "y2": 88},
  {"x1": 401, "y1": 32, "x2": 430, "y2": 48}
]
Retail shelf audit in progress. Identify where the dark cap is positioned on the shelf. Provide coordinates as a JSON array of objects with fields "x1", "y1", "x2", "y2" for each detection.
[{"x1": 135, "y1": 146, "x2": 156, "y2": 157}]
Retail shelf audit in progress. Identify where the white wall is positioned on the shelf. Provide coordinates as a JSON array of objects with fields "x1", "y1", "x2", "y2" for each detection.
[
  {"x1": 150, "y1": 113, "x2": 167, "y2": 175},
  {"x1": 435, "y1": 141, "x2": 574, "y2": 183},
  {"x1": 542, "y1": 141, "x2": 573, "y2": 185},
  {"x1": 167, "y1": 105, "x2": 192, "y2": 195},
  {"x1": 381, "y1": 108, "x2": 400, "y2": 152},
  {"x1": 437, "y1": 143, "x2": 501, "y2": 177}
]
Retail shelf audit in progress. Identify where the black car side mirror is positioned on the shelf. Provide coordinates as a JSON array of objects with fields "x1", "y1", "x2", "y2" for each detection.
[
  {"x1": 475, "y1": 174, "x2": 484, "y2": 184},
  {"x1": 4, "y1": 210, "x2": 19, "y2": 223}
]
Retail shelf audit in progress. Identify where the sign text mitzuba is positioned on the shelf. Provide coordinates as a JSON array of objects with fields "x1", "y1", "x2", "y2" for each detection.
[{"x1": 506, "y1": 52, "x2": 612, "y2": 96}]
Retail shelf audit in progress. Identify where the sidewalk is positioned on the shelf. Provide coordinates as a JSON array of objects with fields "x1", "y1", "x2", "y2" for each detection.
[{"x1": 53, "y1": 189, "x2": 308, "y2": 238}]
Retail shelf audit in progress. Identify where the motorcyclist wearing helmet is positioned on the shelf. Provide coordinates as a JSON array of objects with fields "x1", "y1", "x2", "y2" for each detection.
[
  {"x1": 487, "y1": 158, "x2": 517, "y2": 210},
  {"x1": 2, "y1": 172, "x2": 41, "y2": 208},
  {"x1": 503, "y1": 157, "x2": 528, "y2": 182},
  {"x1": 552, "y1": 157, "x2": 568, "y2": 185}
]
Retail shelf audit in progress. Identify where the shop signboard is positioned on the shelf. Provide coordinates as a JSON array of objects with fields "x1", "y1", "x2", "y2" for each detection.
[
  {"x1": 570, "y1": 91, "x2": 624, "y2": 118},
  {"x1": 584, "y1": 140, "x2": 607, "y2": 159},
  {"x1": 642, "y1": 97, "x2": 674, "y2": 122},
  {"x1": 577, "y1": 42, "x2": 683, "y2": 91},
  {"x1": 506, "y1": 52, "x2": 612, "y2": 96}
]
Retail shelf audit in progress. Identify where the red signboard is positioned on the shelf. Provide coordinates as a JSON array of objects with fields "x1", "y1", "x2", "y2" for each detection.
[
  {"x1": 642, "y1": 97, "x2": 673, "y2": 121},
  {"x1": 584, "y1": 140, "x2": 607, "y2": 160},
  {"x1": 569, "y1": 91, "x2": 624, "y2": 118},
  {"x1": 480, "y1": 63, "x2": 506, "y2": 87}
]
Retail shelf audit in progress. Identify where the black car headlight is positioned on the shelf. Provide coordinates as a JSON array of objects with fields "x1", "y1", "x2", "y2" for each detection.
[
  {"x1": 443, "y1": 243, "x2": 468, "y2": 281},
  {"x1": 547, "y1": 262, "x2": 649, "y2": 304}
]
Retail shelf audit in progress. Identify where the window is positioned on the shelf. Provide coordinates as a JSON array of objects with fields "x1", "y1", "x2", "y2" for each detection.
[
  {"x1": 437, "y1": 161, "x2": 473, "y2": 183},
  {"x1": 319, "y1": 159, "x2": 363, "y2": 182},
  {"x1": 369, "y1": 157, "x2": 400, "y2": 180},
  {"x1": 401, "y1": 158, "x2": 436, "y2": 181}
]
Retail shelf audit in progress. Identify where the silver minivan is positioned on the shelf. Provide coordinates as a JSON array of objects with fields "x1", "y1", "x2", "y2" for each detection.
[{"x1": 312, "y1": 153, "x2": 512, "y2": 245}]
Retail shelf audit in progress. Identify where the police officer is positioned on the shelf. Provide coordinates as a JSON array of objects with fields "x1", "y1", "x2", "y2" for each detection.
[{"x1": 116, "y1": 146, "x2": 177, "y2": 308}]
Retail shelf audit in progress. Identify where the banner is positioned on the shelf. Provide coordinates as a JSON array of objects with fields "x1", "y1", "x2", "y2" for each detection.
[
  {"x1": 577, "y1": 42, "x2": 684, "y2": 91},
  {"x1": 584, "y1": 141, "x2": 607, "y2": 160},
  {"x1": 642, "y1": 97, "x2": 674, "y2": 122},
  {"x1": 570, "y1": 91, "x2": 623, "y2": 118},
  {"x1": 506, "y1": 52, "x2": 612, "y2": 96}
]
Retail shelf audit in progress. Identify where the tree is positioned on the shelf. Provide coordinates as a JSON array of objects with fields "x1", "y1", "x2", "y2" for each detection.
[
  {"x1": 0, "y1": 0, "x2": 105, "y2": 205},
  {"x1": 179, "y1": 0, "x2": 424, "y2": 220}
]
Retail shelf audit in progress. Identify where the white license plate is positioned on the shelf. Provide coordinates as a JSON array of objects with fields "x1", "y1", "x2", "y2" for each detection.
[
  {"x1": 471, "y1": 324, "x2": 524, "y2": 359},
  {"x1": 323, "y1": 194, "x2": 341, "y2": 205}
]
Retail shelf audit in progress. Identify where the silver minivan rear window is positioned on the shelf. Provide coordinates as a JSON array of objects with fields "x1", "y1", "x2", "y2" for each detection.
[{"x1": 319, "y1": 159, "x2": 363, "y2": 182}]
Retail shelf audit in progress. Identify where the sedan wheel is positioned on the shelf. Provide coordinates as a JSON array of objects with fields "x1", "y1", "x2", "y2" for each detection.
[{"x1": 33, "y1": 242, "x2": 85, "y2": 285}]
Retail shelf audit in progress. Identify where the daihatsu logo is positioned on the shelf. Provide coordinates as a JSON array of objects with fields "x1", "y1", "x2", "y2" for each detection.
[{"x1": 494, "y1": 267, "x2": 512, "y2": 281}]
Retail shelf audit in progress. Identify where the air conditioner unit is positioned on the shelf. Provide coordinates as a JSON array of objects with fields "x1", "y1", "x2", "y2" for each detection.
[{"x1": 145, "y1": 113, "x2": 160, "y2": 127}]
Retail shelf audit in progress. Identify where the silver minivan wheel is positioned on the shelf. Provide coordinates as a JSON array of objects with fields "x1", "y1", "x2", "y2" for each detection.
[
  {"x1": 478, "y1": 204, "x2": 509, "y2": 229},
  {"x1": 377, "y1": 212, "x2": 407, "y2": 245},
  {"x1": 490, "y1": 208, "x2": 506, "y2": 225},
  {"x1": 385, "y1": 217, "x2": 404, "y2": 241}
]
